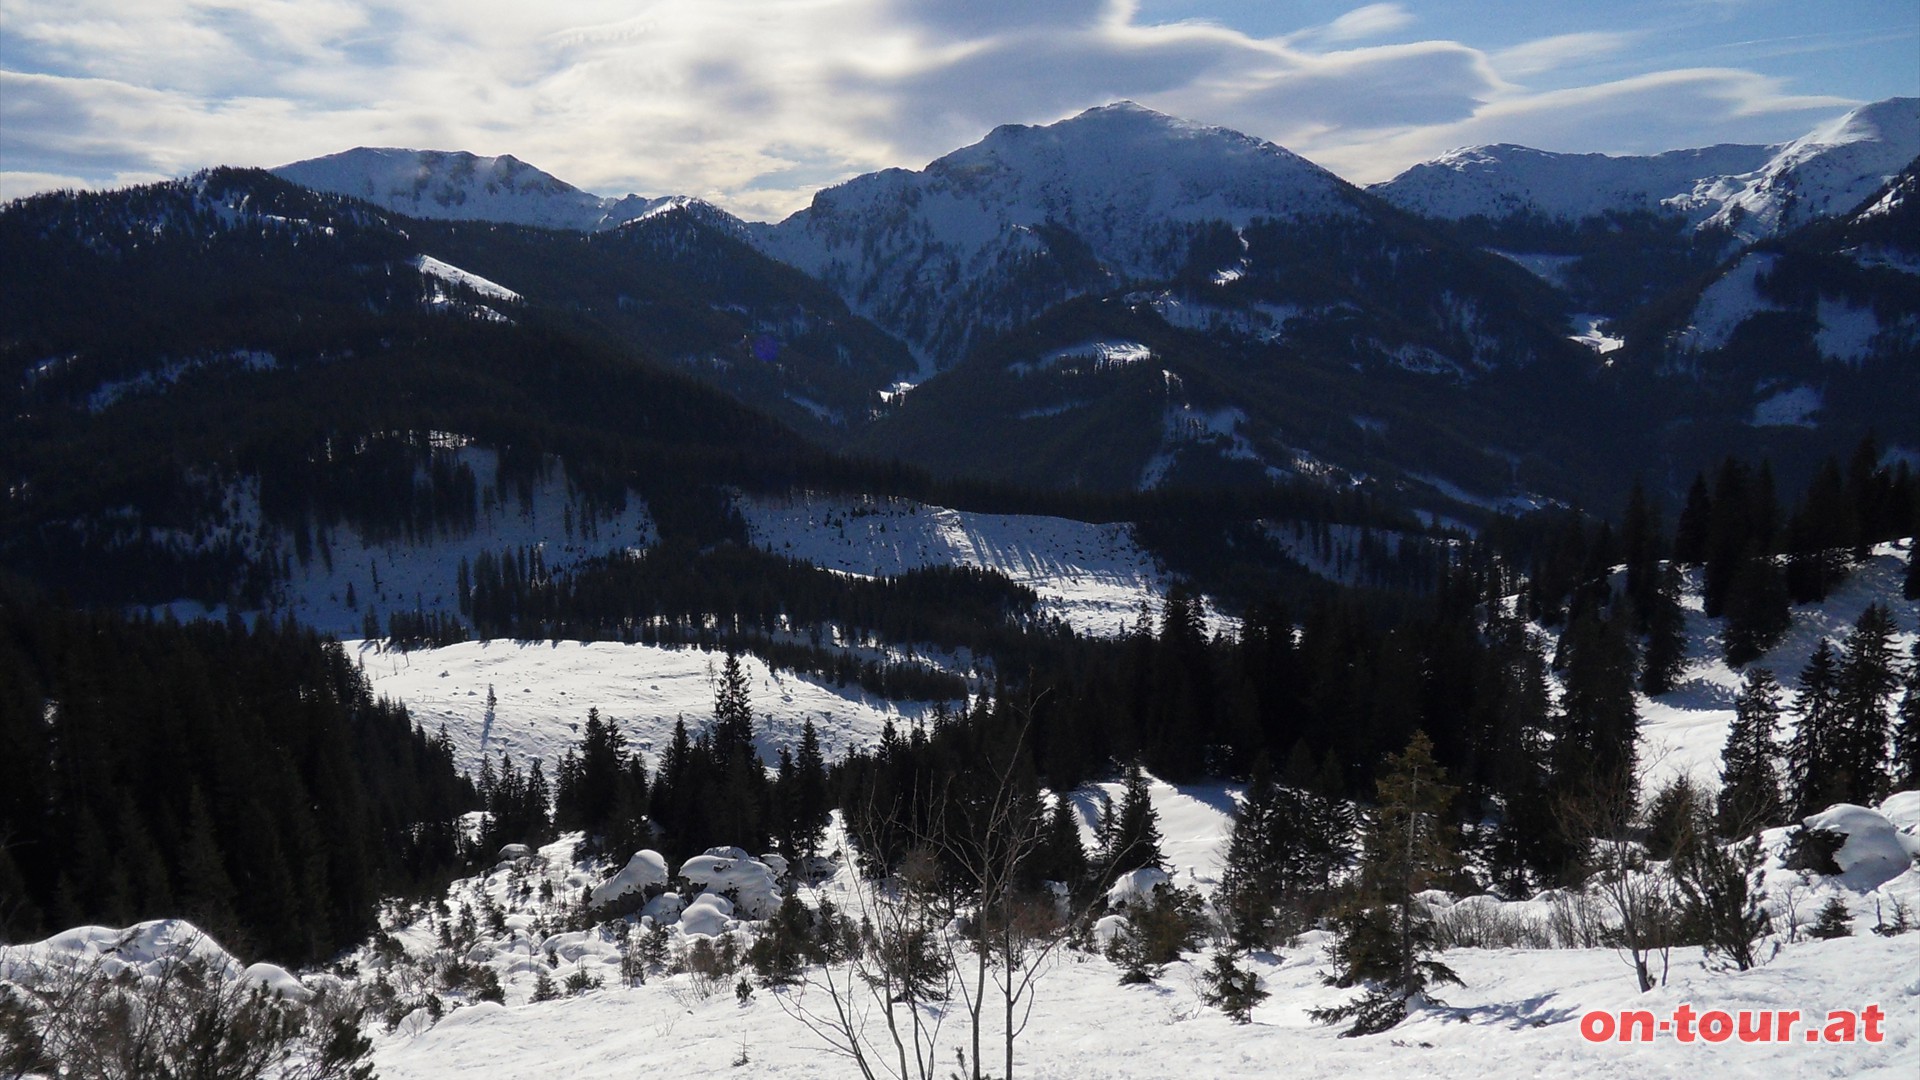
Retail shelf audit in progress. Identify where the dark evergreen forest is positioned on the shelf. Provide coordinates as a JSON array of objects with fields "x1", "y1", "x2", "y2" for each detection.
[{"x1": 0, "y1": 584, "x2": 474, "y2": 963}]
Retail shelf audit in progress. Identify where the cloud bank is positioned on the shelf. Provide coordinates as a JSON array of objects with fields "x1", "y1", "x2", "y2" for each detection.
[{"x1": 0, "y1": 0, "x2": 1869, "y2": 218}]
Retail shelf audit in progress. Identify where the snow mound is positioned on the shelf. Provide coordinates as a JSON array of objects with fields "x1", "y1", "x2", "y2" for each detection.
[
  {"x1": 677, "y1": 893, "x2": 736, "y2": 938},
  {"x1": 0, "y1": 919, "x2": 310, "y2": 1001},
  {"x1": 590, "y1": 850, "x2": 669, "y2": 907},
  {"x1": 1803, "y1": 804, "x2": 1920, "y2": 884},
  {"x1": 642, "y1": 892, "x2": 686, "y2": 923},
  {"x1": 1880, "y1": 790, "x2": 1920, "y2": 832},
  {"x1": 1104, "y1": 867, "x2": 1170, "y2": 909},
  {"x1": 497, "y1": 843, "x2": 535, "y2": 863},
  {"x1": 680, "y1": 849, "x2": 780, "y2": 918}
]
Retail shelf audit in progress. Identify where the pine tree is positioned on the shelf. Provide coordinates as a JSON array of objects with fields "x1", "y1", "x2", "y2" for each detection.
[
  {"x1": 1722, "y1": 556, "x2": 1791, "y2": 667},
  {"x1": 1312, "y1": 732, "x2": 1461, "y2": 1037},
  {"x1": 1219, "y1": 764, "x2": 1284, "y2": 949},
  {"x1": 792, "y1": 718, "x2": 830, "y2": 865},
  {"x1": 1719, "y1": 668, "x2": 1785, "y2": 836},
  {"x1": 1894, "y1": 639, "x2": 1920, "y2": 791},
  {"x1": 1787, "y1": 640, "x2": 1844, "y2": 817},
  {"x1": 1810, "y1": 897, "x2": 1853, "y2": 939},
  {"x1": 1673, "y1": 473, "x2": 1712, "y2": 566},
  {"x1": 1103, "y1": 762, "x2": 1165, "y2": 880},
  {"x1": 1834, "y1": 604, "x2": 1900, "y2": 803},
  {"x1": 712, "y1": 652, "x2": 756, "y2": 768},
  {"x1": 1554, "y1": 609, "x2": 1641, "y2": 806},
  {"x1": 1620, "y1": 479, "x2": 1663, "y2": 632},
  {"x1": 1038, "y1": 793, "x2": 1088, "y2": 892},
  {"x1": 1199, "y1": 949, "x2": 1269, "y2": 1023},
  {"x1": 1640, "y1": 562, "x2": 1687, "y2": 694}
]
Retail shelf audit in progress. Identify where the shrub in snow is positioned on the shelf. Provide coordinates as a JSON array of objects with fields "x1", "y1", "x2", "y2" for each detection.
[
  {"x1": 1811, "y1": 897, "x2": 1854, "y2": 939},
  {"x1": 0, "y1": 922, "x2": 373, "y2": 1079},
  {"x1": 1102, "y1": 883, "x2": 1207, "y2": 984},
  {"x1": 1672, "y1": 837, "x2": 1770, "y2": 971},
  {"x1": 1198, "y1": 949, "x2": 1269, "y2": 1023}
]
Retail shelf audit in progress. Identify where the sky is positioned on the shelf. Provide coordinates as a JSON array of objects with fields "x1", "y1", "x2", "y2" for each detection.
[{"x1": 1, "y1": 0, "x2": 1914, "y2": 222}]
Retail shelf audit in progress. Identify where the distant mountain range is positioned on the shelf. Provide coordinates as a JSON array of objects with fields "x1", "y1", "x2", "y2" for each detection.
[
  {"x1": 1371, "y1": 97, "x2": 1919, "y2": 241},
  {"x1": 3, "y1": 96, "x2": 1915, "y2": 619}
]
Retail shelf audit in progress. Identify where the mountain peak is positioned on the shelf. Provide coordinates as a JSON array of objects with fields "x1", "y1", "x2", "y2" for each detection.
[
  {"x1": 272, "y1": 147, "x2": 733, "y2": 234},
  {"x1": 1374, "y1": 96, "x2": 1920, "y2": 237}
]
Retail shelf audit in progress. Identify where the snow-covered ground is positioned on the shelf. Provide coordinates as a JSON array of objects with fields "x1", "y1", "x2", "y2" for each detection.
[
  {"x1": 356, "y1": 639, "x2": 942, "y2": 776},
  {"x1": 1638, "y1": 541, "x2": 1918, "y2": 795},
  {"x1": 367, "y1": 926, "x2": 1917, "y2": 1079},
  {"x1": 736, "y1": 491, "x2": 1231, "y2": 637}
]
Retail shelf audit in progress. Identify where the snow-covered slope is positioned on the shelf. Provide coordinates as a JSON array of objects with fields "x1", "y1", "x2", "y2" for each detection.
[
  {"x1": 1637, "y1": 541, "x2": 1918, "y2": 795},
  {"x1": 1699, "y1": 98, "x2": 1920, "y2": 239},
  {"x1": 752, "y1": 102, "x2": 1360, "y2": 369},
  {"x1": 354, "y1": 638, "x2": 940, "y2": 777},
  {"x1": 1374, "y1": 142, "x2": 1774, "y2": 224},
  {"x1": 1374, "y1": 98, "x2": 1919, "y2": 240},
  {"x1": 735, "y1": 491, "x2": 1232, "y2": 636},
  {"x1": 273, "y1": 148, "x2": 727, "y2": 233}
]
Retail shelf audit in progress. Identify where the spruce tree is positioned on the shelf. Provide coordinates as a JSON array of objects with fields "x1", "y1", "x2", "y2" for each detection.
[
  {"x1": 1673, "y1": 473, "x2": 1712, "y2": 566},
  {"x1": 1722, "y1": 556, "x2": 1791, "y2": 667},
  {"x1": 1038, "y1": 794, "x2": 1088, "y2": 893},
  {"x1": 793, "y1": 719, "x2": 830, "y2": 865},
  {"x1": 1894, "y1": 639, "x2": 1920, "y2": 791},
  {"x1": 1103, "y1": 762, "x2": 1165, "y2": 881},
  {"x1": 1312, "y1": 732, "x2": 1461, "y2": 1037},
  {"x1": 1719, "y1": 668, "x2": 1785, "y2": 836},
  {"x1": 712, "y1": 652, "x2": 756, "y2": 768},
  {"x1": 1554, "y1": 609, "x2": 1641, "y2": 806},
  {"x1": 1219, "y1": 764, "x2": 1283, "y2": 949},
  {"x1": 1199, "y1": 949, "x2": 1269, "y2": 1023},
  {"x1": 1787, "y1": 640, "x2": 1844, "y2": 816},
  {"x1": 1620, "y1": 479, "x2": 1663, "y2": 632},
  {"x1": 1834, "y1": 604, "x2": 1900, "y2": 803},
  {"x1": 1640, "y1": 562, "x2": 1687, "y2": 694}
]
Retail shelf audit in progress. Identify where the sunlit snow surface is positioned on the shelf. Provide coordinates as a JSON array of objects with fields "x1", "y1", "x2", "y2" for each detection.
[
  {"x1": 357, "y1": 639, "x2": 939, "y2": 776},
  {"x1": 735, "y1": 491, "x2": 1230, "y2": 637}
]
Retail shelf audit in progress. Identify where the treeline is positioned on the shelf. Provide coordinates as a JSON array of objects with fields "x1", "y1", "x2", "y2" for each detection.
[
  {"x1": 1720, "y1": 604, "x2": 1920, "y2": 834},
  {"x1": 0, "y1": 586, "x2": 476, "y2": 963},
  {"x1": 1491, "y1": 435, "x2": 1920, "y2": 666},
  {"x1": 464, "y1": 655, "x2": 834, "y2": 870}
]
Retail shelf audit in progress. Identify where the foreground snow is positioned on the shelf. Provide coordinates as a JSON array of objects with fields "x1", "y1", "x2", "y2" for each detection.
[{"x1": 365, "y1": 932, "x2": 1916, "y2": 1079}]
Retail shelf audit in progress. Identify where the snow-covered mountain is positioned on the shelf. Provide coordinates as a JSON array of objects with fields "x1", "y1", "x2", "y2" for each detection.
[
  {"x1": 1373, "y1": 142, "x2": 1775, "y2": 224},
  {"x1": 1374, "y1": 97, "x2": 1920, "y2": 240},
  {"x1": 1646, "y1": 156, "x2": 1920, "y2": 400},
  {"x1": 1696, "y1": 97, "x2": 1920, "y2": 239},
  {"x1": 273, "y1": 147, "x2": 732, "y2": 233},
  {"x1": 750, "y1": 102, "x2": 1365, "y2": 369}
]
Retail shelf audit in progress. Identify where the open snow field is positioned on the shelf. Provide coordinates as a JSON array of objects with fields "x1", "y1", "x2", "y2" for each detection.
[
  {"x1": 354, "y1": 639, "x2": 941, "y2": 775},
  {"x1": 737, "y1": 491, "x2": 1231, "y2": 637}
]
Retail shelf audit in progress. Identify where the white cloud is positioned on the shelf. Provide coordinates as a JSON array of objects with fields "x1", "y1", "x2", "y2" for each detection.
[
  {"x1": 1320, "y1": 4, "x2": 1416, "y2": 44},
  {"x1": 1493, "y1": 31, "x2": 1640, "y2": 78},
  {"x1": 0, "y1": 1, "x2": 1874, "y2": 219}
]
